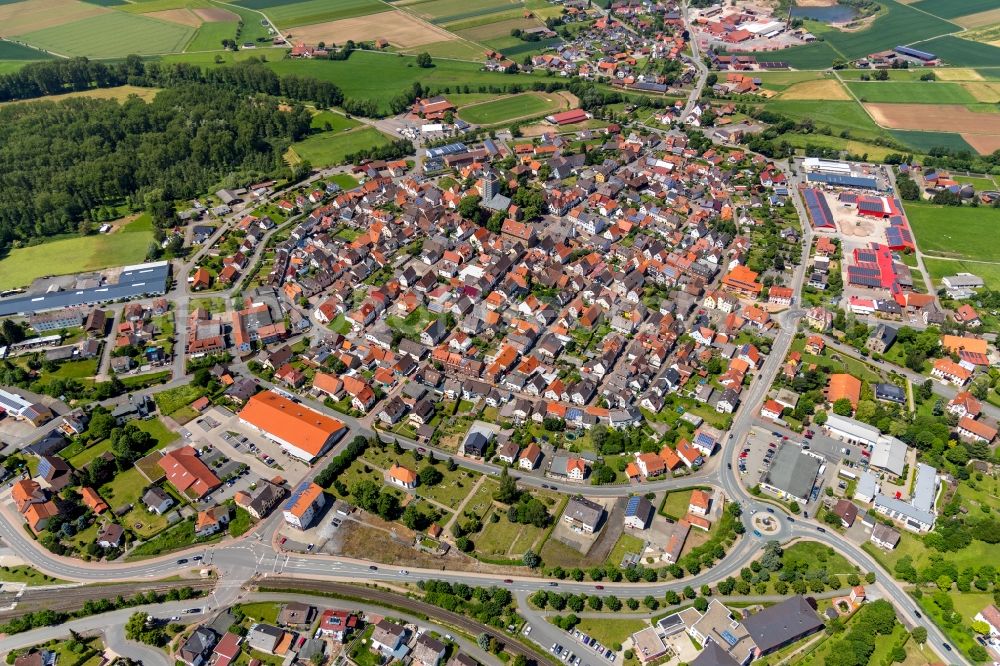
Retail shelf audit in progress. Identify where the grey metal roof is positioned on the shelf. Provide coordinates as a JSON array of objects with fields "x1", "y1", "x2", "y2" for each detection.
[
  {"x1": 763, "y1": 446, "x2": 821, "y2": 502},
  {"x1": 741, "y1": 596, "x2": 822, "y2": 653},
  {"x1": 0, "y1": 261, "x2": 169, "y2": 316}
]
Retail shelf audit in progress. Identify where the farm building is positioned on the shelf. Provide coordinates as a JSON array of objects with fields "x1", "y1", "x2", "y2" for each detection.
[
  {"x1": 893, "y1": 45, "x2": 936, "y2": 62},
  {"x1": 803, "y1": 188, "x2": 835, "y2": 229}
]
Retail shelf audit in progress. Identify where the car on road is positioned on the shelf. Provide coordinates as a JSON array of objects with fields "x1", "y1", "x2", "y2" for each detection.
[
  {"x1": 727, "y1": 463, "x2": 732, "y2": 469},
  {"x1": 913, "y1": 610, "x2": 921, "y2": 618},
  {"x1": 523, "y1": 625, "x2": 532, "y2": 636},
  {"x1": 504, "y1": 579, "x2": 513, "y2": 584},
  {"x1": 766, "y1": 508, "x2": 774, "y2": 514},
  {"x1": 369, "y1": 565, "x2": 378, "y2": 570},
  {"x1": 279, "y1": 537, "x2": 287, "y2": 545},
  {"x1": 817, "y1": 527, "x2": 826, "y2": 533},
  {"x1": 804, "y1": 430, "x2": 814, "y2": 439},
  {"x1": 549, "y1": 582, "x2": 559, "y2": 587},
  {"x1": 942, "y1": 643, "x2": 952, "y2": 652},
  {"x1": 184, "y1": 608, "x2": 202, "y2": 614},
  {"x1": 399, "y1": 569, "x2": 409, "y2": 575},
  {"x1": 192, "y1": 555, "x2": 202, "y2": 561},
  {"x1": 417, "y1": 447, "x2": 426, "y2": 454},
  {"x1": 787, "y1": 517, "x2": 795, "y2": 522},
  {"x1": 170, "y1": 616, "x2": 180, "y2": 621},
  {"x1": 752, "y1": 529, "x2": 762, "y2": 537},
  {"x1": 594, "y1": 585, "x2": 604, "y2": 590},
  {"x1": 306, "y1": 543, "x2": 314, "y2": 551},
  {"x1": 177, "y1": 558, "x2": 188, "y2": 564}
]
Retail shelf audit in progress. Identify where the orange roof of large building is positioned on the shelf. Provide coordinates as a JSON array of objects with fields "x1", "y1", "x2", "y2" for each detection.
[
  {"x1": 941, "y1": 335, "x2": 988, "y2": 355},
  {"x1": 721, "y1": 264, "x2": 762, "y2": 293},
  {"x1": 11, "y1": 479, "x2": 42, "y2": 511},
  {"x1": 239, "y1": 391, "x2": 346, "y2": 457},
  {"x1": 23, "y1": 501, "x2": 59, "y2": 531},
  {"x1": 659, "y1": 445, "x2": 682, "y2": 470},
  {"x1": 827, "y1": 373, "x2": 861, "y2": 408},
  {"x1": 158, "y1": 446, "x2": 222, "y2": 499}
]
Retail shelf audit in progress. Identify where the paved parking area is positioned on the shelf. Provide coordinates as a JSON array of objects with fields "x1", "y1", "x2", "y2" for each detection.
[{"x1": 189, "y1": 406, "x2": 310, "y2": 482}]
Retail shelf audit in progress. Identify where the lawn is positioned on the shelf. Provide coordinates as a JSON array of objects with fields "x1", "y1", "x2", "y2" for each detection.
[
  {"x1": 846, "y1": 81, "x2": 978, "y2": 104},
  {"x1": 0, "y1": 214, "x2": 153, "y2": 290},
  {"x1": 67, "y1": 438, "x2": 112, "y2": 470},
  {"x1": 387, "y1": 306, "x2": 439, "y2": 338},
  {"x1": 126, "y1": 518, "x2": 199, "y2": 559},
  {"x1": 475, "y1": 511, "x2": 546, "y2": 559},
  {"x1": 458, "y1": 92, "x2": 563, "y2": 125},
  {"x1": 15, "y1": 11, "x2": 195, "y2": 57},
  {"x1": 660, "y1": 490, "x2": 693, "y2": 520},
  {"x1": 229, "y1": 507, "x2": 253, "y2": 536},
  {"x1": 236, "y1": 0, "x2": 389, "y2": 26},
  {"x1": 100, "y1": 467, "x2": 151, "y2": 509},
  {"x1": 186, "y1": 20, "x2": 238, "y2": 52},
  {"x1": 605, "y1": 532, "x2": 645, "y2": 567},
  {"x1": 236, "y1": 601, "x2": 281, "y2": 623},
  {"x1": 330, "y1": 173, "x2": 359, "y2": 190},
  {"x1": 0, "y1": 564, "x2": 68, "y2": 586},
  {"x1": 287, "y1": 127, "x2": 393, "y2": 167},
  {"x1": 265, "y1": 51, "x2": 534, "y2": 115},
  {"x1": 904, "y1": 200, "x2": 1000, "y2": 262},
  {"x1": 154, "y1": 383, "x2": 208, "y2": 415},
  {"x1": 781, "y1": 540, "x2": 856, "y2": 574},
  {"x1": 48, "y1": 358, "x2": 98, "y2": 379},
  {"x1": 571, "y1": 619, "x2": 647, "y2": 648}
]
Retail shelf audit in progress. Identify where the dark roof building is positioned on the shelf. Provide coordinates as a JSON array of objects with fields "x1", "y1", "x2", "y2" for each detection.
[{"x1": 742, "y1": 596, "x2": 822, "y2": 656}]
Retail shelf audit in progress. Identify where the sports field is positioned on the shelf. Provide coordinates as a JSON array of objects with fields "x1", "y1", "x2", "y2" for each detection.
[
  {"x1": 16, "y1": 11, "x2": 194, "y2": 57},
  {"x1": 236, "y1": 0, "x2": 388, "y2": 27},
  {"x1": 0, "y1": 214, "x2": 154, "y2": 290},
  {"x1": 904, "y1": 201, "x2": 1000, "y2": 262},
  {"x1": 287, "y1": 126, "x2": 393, "y2": 167},
  {"x1": 846, "y1": 81, "x2": 978, "y2": 104},
  {"x1": 458, "y1": 91, "x2": 563, "y2": 124},
  {"x1": 266, "y1": 51, "x2": 528, "y2": 115}
]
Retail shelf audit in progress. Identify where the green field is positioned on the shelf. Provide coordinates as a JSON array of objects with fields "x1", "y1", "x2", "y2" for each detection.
[
  {"x1": 458, "y1": 92, "x2": 561, "y2": 124},
  {"x1": 760, "y1": 99, "x2": 887, "y2": 140},
  {"x1": 911, "y1": 0, "x2": 1000, "y2": 19},
  {"x1": 782, "y1": 132, "x2": 898, "y2": 160},
  {"x1": 16, "y1": 12, "x2": 194, "y2": 57},
  {"x1": 923, "y1": 257, "x2": 1000, "y2": 289},
  {"x1": 186, "y1": 21, "x2": 238, "y2": 51},
  {"x1": 266, "y1": 51, "x2": 530, "y2": 115},
  {"x1": 409, "y1": 39, "x2": 488, "y2": 60},
  {"x1": 904, "y1": 200, "x2": 1000, "y2": 261},
  {"x1": 288, "y1": 126, "x2": 393, "y2": 167},
  {"x1": 888, "y1": 129, "x2": 976, "y2": 154},
  {"x1": 0, "y1": 39, "x2": 54, "y2": 60},
  {"x1": 913, "y1": 35, "x2": 1000, "y2": 67},
  {"x1": 753, "y1": 70, "x2": 826, "y2": 91},
  {"x1": 846, "y1": 81, "x2": 978, "y2": 103},
  {"x1": 310, "y1": 110, "x2": 361, "y2": 131},
  {"x1": 738, "y1": 0, "x2": 955, "y2": 69},
  {"x1": 0, "y1": 214, "x2": 154, "y2": 290},
  {"x1": 215, "y1": 2, "x2": 273, "y2": 42},
  {"x1": 236, "y1": 0, "x2": 388, "y2": 26}
]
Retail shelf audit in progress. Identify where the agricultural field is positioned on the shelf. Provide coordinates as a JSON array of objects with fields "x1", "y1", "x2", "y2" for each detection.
[
  {"x1": 0, "y1": 0, "x2": 110, "y2": 38},
  {"x1": 406, "y1": 0, "x2": 524, "y2": 24},
  {"x1": 846, "y1": 81, "x2": 978, "y2": 104},
  {"x1": 287, "y1": 126, "x2": 393, "y2": 167},
  {"x1": 286, "y1": 10, "x2": 456, "y2": 50},
  {"x1": 910, "y1": 0, "x2": 1000, "y2": 20},
  {"x1": 0, "y1": 84, "x2": 159, "y2": 106},
  {"x1": 0, "y1": 214, "x2": 154, "y2": 290},
  {"x1": 186, "y1": 20, "x2": 238, "y2": 51},
  {"x1": 15, "y1": 11, "x2": 194, "y2": 57},
  {"x1": 744, "y1": 70, "x2": 825, "y2": 91},
  {"x1": 0, "y1": 39, "x2": 53, "y2": 59},
  {"x1": 235, "y1": 0, "x2": 388, "y2": 27},
  {"x1": 904, "y1": 200, "x2": 1000, "y2": 262},
  {"x1": 912, "y1": 35, "x2": 1000, "y2": 66},
  {"x1": 266, "y1": 51, "x2": 530, "y2": 115},
  {"x1": 923, "y1": 257, "x2": 1000, "y2": 289},
  {"x1": 458, "y1": 91, "x2": 564, "y2": 124},
  {"x1": 761, "y1": 99, "x2": 888, "y2": 141},
  {"x1": 863, "y1": 103, "x2": 1000, "y2": 152},
  {"x1": 887, "y1": 129, "x2": 977, "y2": 154},
  {"x1": 409, "y1": 39, "x2": 485, "y2": 59},
  {"x1": 775, "y1": 78, "x2": 851, "y2": 100},
  {"x1": 781, "y1": 132, "x2": 899, "y2": 160}
]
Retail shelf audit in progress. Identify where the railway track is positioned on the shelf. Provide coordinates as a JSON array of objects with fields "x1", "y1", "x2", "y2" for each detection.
[
  {"x1": 261, "y1": 577, "x2": 548, "y2": 664},
  {"x1": 0, "y1": 579, "x2": 217, "y2": 620}
]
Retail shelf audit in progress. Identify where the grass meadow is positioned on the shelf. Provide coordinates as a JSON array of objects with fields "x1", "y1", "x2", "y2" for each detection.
[
  {"x1": 904, "y1": 201, "x2": 1000, "y2": 262},
  {"x1": 287, "y1": 126, "x2": 393, "y2": 167},
  {"x1": 17, "y1": 11, "x2": 194, "y2": 56},
  {"x1": 458, "y1": 92, "x2": 561, "y2": 124},
  {"x1": 185, "y1": 20, "x2": 238, "y2": 51}
]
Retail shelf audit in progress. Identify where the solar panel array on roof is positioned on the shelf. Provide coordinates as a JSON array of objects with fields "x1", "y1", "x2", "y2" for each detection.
[
  {"x1": 858, "y1": 199, "x2": 886, "y2": 213},
  {"x1": 807, "y1": 173, "x2": 880, "y2": 189},
  {"x1": 894, "y1": 45, "x2": 935, "y2": 61},
  {"x1": 803, "y1": 188, "x2": 836, "y2": 229},
  {"x1": 888, "y1": 215, "x2": 904, "y2": 226},
  {"x1": 720, "y1": 630, "x2": 740, "y2": 647},
  {"x1": 759, "y1": 61, "x2": 789, "y2": 68},
  {"x1": 856, "y1": 249, "x2": 877, "y2": 263},
  {"x1": 886, "y1": 227, "x2": 913, "y2": 249},
  {"x1": 426, "y1": 143, "x2": 468, "y2": 158},
  {"x1": 848, "y1": 268, "x2": 883, "y2": 288}
]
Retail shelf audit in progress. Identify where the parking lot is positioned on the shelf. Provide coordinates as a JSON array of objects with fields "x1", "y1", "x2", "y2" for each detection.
[
  {"x1": 183, "y1": 406, "x2": 311, "y2": 483},
  {"x1": 743, "y1": 426, "x2": 840, "y2": 511},
  {"x1": 548, "y1": 625, "x2": 621, "y2": 666}
]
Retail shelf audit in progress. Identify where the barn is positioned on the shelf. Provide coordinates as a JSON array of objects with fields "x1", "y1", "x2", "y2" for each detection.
[{"x1": 547, "y1": 109, "x2": 590, "y2": 125}]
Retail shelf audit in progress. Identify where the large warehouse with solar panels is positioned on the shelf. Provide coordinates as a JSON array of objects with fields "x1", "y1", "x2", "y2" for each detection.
[{"x1": 803, "y1": 188, "x2": 836, "y2": 229}]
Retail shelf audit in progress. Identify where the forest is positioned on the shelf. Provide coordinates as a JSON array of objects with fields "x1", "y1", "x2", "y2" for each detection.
[{"x1": 0, "y1": 61, "x2": 328, "y2": 245}]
